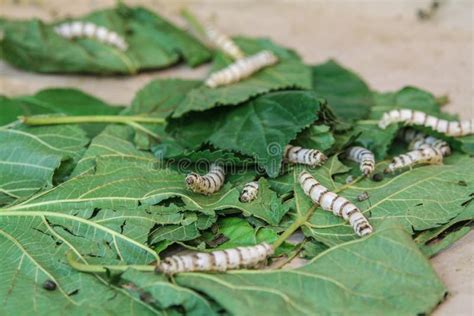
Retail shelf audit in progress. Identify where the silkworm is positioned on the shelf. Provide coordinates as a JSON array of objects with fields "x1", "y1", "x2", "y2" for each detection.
[
  {"x1": 204, "y1": 22, "x2": 245, "y2": 60},
  {"x1": 384, "y1": 144, "x2": 443, "y2": 173},
  {"x1": 378, "y1": 109, "x2": 473, "y2": 137},
  {"x1": 155, "y1": 242, "x2": 274, "y2": 275},
  {"x1": 185, "y1": 163, "x2": 225, "y2": 195},
  {"x1": 299, "y1": 171, "x2": 373, "y2": 237},
  {"x1": 345, "y1": 146, "x2": 375, "y2": 176},
  {"x1": 54, "y1": 21, "x2": 128, "y2": 51},
  {"x1": 239, "y1": 181, "x2": 259, "y2": 202},
  {"x1": 284, "y1": 145, "x2": 327, "y2": 167},
  {"x1": 205, "y1": 50, "x2": 278, "y2": 88},
  {"x1": 398, "y1": 128, "x2": 451, "y2": 156}
]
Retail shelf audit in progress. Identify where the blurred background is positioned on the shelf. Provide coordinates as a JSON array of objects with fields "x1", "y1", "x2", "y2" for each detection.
[{"x1": 0, "y1": 1, "x2": 472, "y2": 315}]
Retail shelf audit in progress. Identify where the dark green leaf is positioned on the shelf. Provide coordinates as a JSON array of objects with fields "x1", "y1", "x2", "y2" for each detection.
[
  {"x1": 129, "y1": 79, "x2": 201, "y2": 118},
  {"x1": 0, "y1": 5, "x2": 211, "y2": 74},
  {"x1": 0, "y1": 88, "x2": 121, "y2": 126},
  {"x1": 312, "y1": 60, "x2": 373, "y2": 121},
  {"x1": 172, "y1": 37, "x2": 312, "y2": 117}
]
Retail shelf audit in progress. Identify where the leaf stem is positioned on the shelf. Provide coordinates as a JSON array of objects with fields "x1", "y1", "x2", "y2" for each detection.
[
  {"x1": 66, "y1": 252, "x2": 155, "y2": 273},
  {"x1": 180, "y1": 8, "x2": 207, "y2": 39},
  {"x1": 19, "y1": 115, "x2": 165, "y2": 126},
  {"x1": 274, "y1": 240, "x2": 306, "y2": 269},
  {"x1": 272, "y1": 205, "x2": 317, "y2": 250},
  {"x1": 125, "y1": 121, "x2": 160, "y2": 140}
]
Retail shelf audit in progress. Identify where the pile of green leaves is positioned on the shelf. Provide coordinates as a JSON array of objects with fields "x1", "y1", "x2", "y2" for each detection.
[
  {"x1": 0, "y1": 34, "x2": 472, "y2": 315},
  {"x1": 0, "y1": 4, "x2": 211, "y2": 74}
]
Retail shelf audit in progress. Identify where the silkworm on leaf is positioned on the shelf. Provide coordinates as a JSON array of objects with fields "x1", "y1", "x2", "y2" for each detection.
[
  {"x1": 239, "y1": 181, "x2": 259, "y2": 202},
  {"x1": 345, "y1": 146, "x2": 375, "y2": 176},
  {"x1": 54, "y1": 21, "x2": 128, "y2": 51},
  {"x1": 155, "y1": 242, "x2": 274, "y2": 275},
  {"x1": 384, "y1": 144, "x2": 443, "y2": 173},
  {"x1": 299, "y1": 171, "x2": 373, "y2": 237},
  {"x1": 284, "y1": 145, "x2": 327, "y2": 167},
  {"x1": 205, "y1": 50, "x2": 278, "y2": 88},
  {"x1": 185, "y1": 163, "x2": 225, "y2": 195},
  {"x1": 378, "y1": 108, "x2": 473, "y2": 137},
  {"x1": 204, "y1": 22, "x2": 245, "y2": 60},
  {"x1": 398, "y1": 128, "x2": 451, "y2": 156}
]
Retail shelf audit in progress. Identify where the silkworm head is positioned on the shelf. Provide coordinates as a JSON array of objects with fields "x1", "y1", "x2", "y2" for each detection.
[
  {"x1": 42, "y1": 280, "x2": 57, "y2": 291},
  {"x1": 185, "y1": 173, "x2": 198, "y2": 186},
  {"x1": 372, "y1": 172, "x2": 385, "y2": 181}
]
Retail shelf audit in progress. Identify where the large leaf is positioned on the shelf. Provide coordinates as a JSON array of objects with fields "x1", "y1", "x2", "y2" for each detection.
[
  {"x1": 0, "y1": 125, "x2": 89, "y2": 206},
  {"x1": 0, "y1": 88, "x2": 122, "y2": 126},
  {"x1": 0, "y1": 4, "x2": 211, "y2": 74},
  {"x1": 168, "y1": 91, "x2": 325, "y2": 177},
  {"x1": 0, "y1": 208, "x2": 164, "y2": 314},
  {"x1": 6, "y1": 158, "x2": 287, "y2": 225},
  {"x1": 172, "y1": 37, "x2": 312, "y2": 117},
  {"x1": 302, "y1": 154, "x2": 474, "y2": 246},
  {"x1": 128, "y1": 79, "x2": 201, "y2": 118},
  {"x1": 174, "y1": 223, "x2": 446, "y2": 315},
  {"x1": 312, "y1": 60, "x2": 373, "y2": 121},
  {"x1": 71, "y1": 125, "x2": 155, "y2": 177}
]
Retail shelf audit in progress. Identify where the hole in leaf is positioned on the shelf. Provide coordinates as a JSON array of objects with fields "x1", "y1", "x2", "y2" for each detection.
[
  {"x1": 119, "y1": 220, "x2": 127, "y2": 234},
  {"x1": 68, "y1": 289, "x2": 80, "y2": 296}
]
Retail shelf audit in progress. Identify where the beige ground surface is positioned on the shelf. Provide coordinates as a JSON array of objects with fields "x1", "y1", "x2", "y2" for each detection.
[{"x1": 0, "y1": 0, "x2": 473, "y2": 315}]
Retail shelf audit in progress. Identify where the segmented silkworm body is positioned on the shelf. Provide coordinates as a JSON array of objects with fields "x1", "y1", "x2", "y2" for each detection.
[
  {"x1": 378, "y1": 109, "x2": 473, "y2": 137},
  {"x1": 156, "y1": 243, "x2": 274, "y2": 275},
  {"x1": 239, "y1": 181, "x2": 259, "y2": 202},
  {"x1": 185, "y1": 163, "x2": 225, "y2": 195},
  {"x1": 345, "y1": 146, "x2": 375, "y2": 176},
  {"x1": 299, "y1": 171, "x2": 373, "y2": 237},
  {"x1": 284, "y1": 145, "x2": 327, "y2": 167},
  {"x1": 204, "y1": 22, "x2": 245, "y2": 60},
  {"x1": 398, "y1": 128, "x2": 451, "y2": 156},
  {"x1": 54, "y1": 21, "x2": 128, "y2": 51},
  {"x1": 205, "y1": 50, "x2": 278, "y2": 88},
  {"x1": 384, "y1": 144, "x2": 443, "y2": 173}
]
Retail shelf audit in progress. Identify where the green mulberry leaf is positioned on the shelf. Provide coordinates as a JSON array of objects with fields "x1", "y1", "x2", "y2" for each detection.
[{"x1": 172, "y1": 37, "x2": 312, "y2": 118}]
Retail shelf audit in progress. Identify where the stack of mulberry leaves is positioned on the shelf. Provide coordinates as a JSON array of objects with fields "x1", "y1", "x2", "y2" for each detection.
[{"x1": 0, "y1": 12, "x2": 473, "y2": 316}]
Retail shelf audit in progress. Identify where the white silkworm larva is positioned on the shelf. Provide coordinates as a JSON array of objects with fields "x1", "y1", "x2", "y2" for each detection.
[
  {"x1": 398, "y1": 128, "x2": 451, "y2": 156},
  {"x1": 284, "y1": 145, "x2": 327, "y2": 167},
  {"x1": 205, "y1": 50, "x2": 278, "y2": 88},
  {"x1": 239, "y1": 181, "x2": 259, "y2": 202},
  {"x1": 299, "y1": 171, "x2": 373, "y2": 237},
  {"x1": 155, "y1": 242, "x2": 274, "y2": 275},
  {"x1": 54, "y1": 21, "x2": 128, "y2": 51},
  {"x1": 378, "y1": 108, "x2": 473, "y2": 137},
  {"x1": 185, "y1": 163, "x2": 225, "y2": 195},
  {"x1": 204, "y1": 22, "x2": 245, "y2": 60},
  {"x1": 345, "y1": 146, "x2": 375, "y2": 176},
  {"x1": 384, "y1": 144, "x2": 443, "y2": 173}
]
